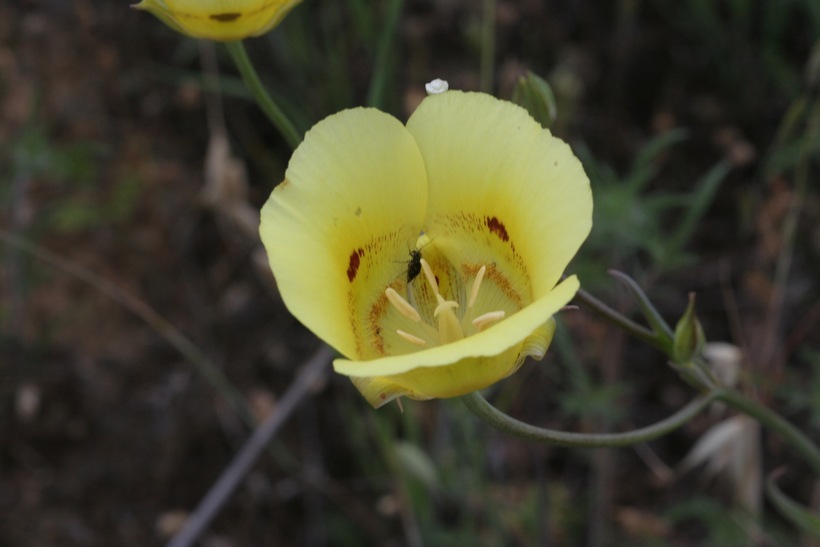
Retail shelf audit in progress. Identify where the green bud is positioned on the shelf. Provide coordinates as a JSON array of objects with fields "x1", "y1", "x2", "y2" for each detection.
[
  {"x1": 512, "y1": 72, "x2": 558, "y2": 129},
  {"x1": 673, "y1": 293, "x2": 706, "y2": 363}
]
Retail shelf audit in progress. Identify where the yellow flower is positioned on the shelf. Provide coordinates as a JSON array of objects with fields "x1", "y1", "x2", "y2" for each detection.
[
  {"x1": 260, "y1": 91, "x2": 592, "y2": 408},
  {"x1": 134, "y1": 0, "x2": 302, "y2": 42}
]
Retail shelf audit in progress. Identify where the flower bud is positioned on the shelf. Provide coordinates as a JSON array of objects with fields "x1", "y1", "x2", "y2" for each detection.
[
  {"x1": 673, "y1": 293, "x2": 706, "y2": 364},
  {"x1": 134, "y1": 0, "x2": 303, "y2": 42},
  {"x1": 511, "y1": 72, "x2": 558, "y2": 129}
]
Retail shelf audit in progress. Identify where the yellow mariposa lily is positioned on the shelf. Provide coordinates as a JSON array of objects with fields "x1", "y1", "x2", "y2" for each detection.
[
  {"x1": 260, "y1": 90, "x2": 593, "y2": 407},
  {"x1": 134, "y1": 0, "x2": 302, "y2": 41}
]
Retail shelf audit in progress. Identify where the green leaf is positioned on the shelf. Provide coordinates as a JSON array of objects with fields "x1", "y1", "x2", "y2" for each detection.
[
  {"x1": 766, "y1": 469, "x2": 820, "y2": 538},
  {"x1": 511, "y1": 72, "x2": 558, "y2": 129},
  {"x1": 394, "y1": 441, "x2": 439, "y2": 491}
]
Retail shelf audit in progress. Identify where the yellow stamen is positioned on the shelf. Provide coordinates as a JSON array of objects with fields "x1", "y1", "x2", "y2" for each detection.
[
  {"x1": 468, "y1": 265, "x2": 486, "y2": 309},
  {"x1": 472, "y1": 310, "x2": 506, "y2": 331},
  {"x1": 385, "y1": 287, "x2": 421, "y2": 322},
  {"x1": 420, "y1": 258, "x2": 439, "y2": 296},
  {"x1": 397, "y1": 329, "x2": 428, "y2": 346}
]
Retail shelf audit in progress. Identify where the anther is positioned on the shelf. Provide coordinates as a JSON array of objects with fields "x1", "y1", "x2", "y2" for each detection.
[
  {"x1": 472, "y1": 310, "x2": 506, "y2": 331},
  {"x1": 420, "y1": 258, "x2": 439, "y2": 296},
  {"x1": 385, "y1": 287, "x2": 421, "y2": 322},
  {"x1": 468, "y1": 265, "x2": 486, "y2": 309},
  {"x1": 397, "y1": 329, "x2": 427, "y2": 346}
]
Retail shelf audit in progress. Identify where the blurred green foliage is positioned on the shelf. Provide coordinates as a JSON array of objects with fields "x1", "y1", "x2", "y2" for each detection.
[
  {"x1": 2, "y1": 116, "x2": 141, "y2": 235},
  {"x1": 666, "y1": 0, "x2": 820, "y2": 98},
  {"x1": 665, "y1": 496, "x2": 752, "y2": 547},
  {"x1": 778, "y1": 349, "x2": 820, "y2": 434},
  {"x1": 574, "y1": 131, "x2": 730, "y2": 288}
]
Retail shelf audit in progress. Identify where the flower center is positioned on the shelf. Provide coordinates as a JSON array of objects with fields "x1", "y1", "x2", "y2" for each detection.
[{"x1": 385, "y1": 258, "x2": 506, "y2": 348}]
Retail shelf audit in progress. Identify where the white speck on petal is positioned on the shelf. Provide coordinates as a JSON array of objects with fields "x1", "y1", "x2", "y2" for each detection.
[{"x1": 425, "y1": 79, "x2": 449, "y2": 95}]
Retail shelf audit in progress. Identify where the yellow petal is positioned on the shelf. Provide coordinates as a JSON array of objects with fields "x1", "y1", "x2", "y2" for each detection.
[
  {"x1": 260, "y1": 108, "x2": 427, "y2": 358},
  {"x1": 349, "y1": 345, "x2": 522, "y2": 407},
  {"x1": 134, "y1": 0, "x2": 302, "y2": 41},
  {"x1": 351, "y1": 318, "x2": 557, "y2": 408},
  {"x1": 406, "y1": 91, "x2": 592, "y2": 299},
  {"x1": 334, "y1": 275, "x2": 578, "y2": 407}
]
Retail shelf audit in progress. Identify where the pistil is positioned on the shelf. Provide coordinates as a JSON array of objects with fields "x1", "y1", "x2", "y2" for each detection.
[{"x1": 420, "y1": 259, "x2": 464, "y2": 343}]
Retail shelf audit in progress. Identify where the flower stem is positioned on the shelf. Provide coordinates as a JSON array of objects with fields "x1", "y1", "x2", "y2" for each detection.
[
  {"x1": 225, "y1": 40, "x2": 302, "y2": 149},
  {"x1": 574, "y1": 286, "x2": 664, "y2": 350},
  {"x1": 717, "y1": 389, "x2": 820, "y2": 475},
  {"x1": 464, "y1": 383, "x2": 820, "y2": 475},
  {"x1": 366, "y1": 0, "x2": 404, "y2": 108},
  {"x1": 479, "y1": 0, "x2": 496, "y2": 93},
  {"x1": 461, "y1": 390, "x2": 718, "y2": 447}
]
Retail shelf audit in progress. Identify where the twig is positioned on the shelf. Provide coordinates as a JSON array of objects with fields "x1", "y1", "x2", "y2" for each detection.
[{"x1": 167, "y1": 345, "x2": 333, "y2": 547}]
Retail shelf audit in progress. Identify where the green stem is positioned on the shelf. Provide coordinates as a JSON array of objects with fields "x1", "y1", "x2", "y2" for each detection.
[
  {"x1": 461, "y1": 390, "x2": 718, "y2": 447},
  {"x1": 479, "y1": 0, "x2": 496, "y2": 93},
  {"x1": 717, "y1": 390, "x2": 820, "y2": 476},
  {"x1": 608, "y1": 270, "x2": 675, "y2": 343},
  {"x1": 366, "y1": 0, "x2": 404, "y2": 108},
  {"x1": 225, "y1": 40, "x2": 302, "y2": 149},
  {"x1": 464, "y1": 385, "x2": 820, "y2": 476},
  {"x1": 574, "y1": 287, "x2": 664, "y2": 351}
]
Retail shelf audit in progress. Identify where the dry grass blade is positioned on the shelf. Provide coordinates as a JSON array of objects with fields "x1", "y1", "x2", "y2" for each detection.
[{"x1": 679, "y1": 415, "x2": 762, "y2": 517}]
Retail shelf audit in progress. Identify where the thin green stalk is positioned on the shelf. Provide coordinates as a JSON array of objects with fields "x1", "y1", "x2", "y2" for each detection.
[
  {"x1": 717, "y1": 390, "x2": 820, "y2": 476},
  {"x1": 463, "y1": 383, "x2": 820, "y2": 477},
  {"x1": 479, "y1": 0, "x2": 496, "y2": 93},
  {"x1": 225, "y1": 41, "x2": 301, "y2": 149},
  {"x1": 608, "y1": 270, "x2": 675, "y2": 343},
  {"x1": 574, "y1": 286, "x2": 664, "y2": 351},
  {"x1": 366, "y1": 0, "x2": 404, "y2": 108},
  {"x1": 461, "y1": 390, "x2": 718, "y2": 447}
]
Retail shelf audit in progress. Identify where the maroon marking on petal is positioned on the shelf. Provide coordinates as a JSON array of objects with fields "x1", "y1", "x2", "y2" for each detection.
[
  {"x1": 485, "y1": 216, "x2": 509, "y2": 242},
  {"x1": 210, "y1": 13, "x2": 241, "y2": 22},
  {"x1": 346, "y1": 248, "x2": 365, "y2": 282}
]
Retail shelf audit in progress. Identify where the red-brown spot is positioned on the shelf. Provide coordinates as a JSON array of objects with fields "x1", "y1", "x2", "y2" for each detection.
[
  {"x1": 379, "y1": 393, "x2": 386, "y2": 400},
  {"x1": 210, "y1": 12, "x2": 241, "y2": 22},
  {"x1": 485, "y1": 262, "x2": 525, "y2": 309},
  {"x1": 485, "y1": 216, "x2": 509, "y2": 242},
  {"x1": 346, "y1": 248, "x2": 364, "y2": 282}
]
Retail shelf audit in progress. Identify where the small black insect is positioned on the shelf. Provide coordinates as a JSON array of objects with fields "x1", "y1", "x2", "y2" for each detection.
[{"x1": 406, "y1": 248, "x2": 422, "y2": 283}]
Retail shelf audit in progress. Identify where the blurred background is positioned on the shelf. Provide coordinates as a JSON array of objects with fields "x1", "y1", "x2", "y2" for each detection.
[{"x1": 1, "y1": 0, "x2": 819, "y2": 545}]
